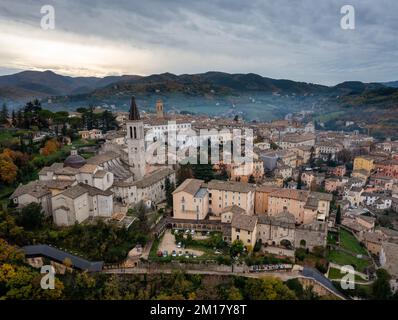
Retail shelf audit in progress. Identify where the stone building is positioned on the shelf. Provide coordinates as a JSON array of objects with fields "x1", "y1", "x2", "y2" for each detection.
[
  {"x1": 231, "y1": 213, "x2": 258, "y2": 247},
  {"x1": 52, "y1": 183, "x2": 113, "y2": 226},
  {"x1": 126, "y1": 96, "x2": 146, "y2": 180}
]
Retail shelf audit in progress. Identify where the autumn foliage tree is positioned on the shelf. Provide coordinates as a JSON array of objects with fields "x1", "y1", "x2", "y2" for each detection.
[
  {"x1": 0, "y1": 153, "x2": 17, "y2": 184},
  {"x1": 41, "y1": 138, "x2": 60, "y2": 156}
]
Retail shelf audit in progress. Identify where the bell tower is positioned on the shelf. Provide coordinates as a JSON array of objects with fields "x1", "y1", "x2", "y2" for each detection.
[
  {"x1": 156, "y1": 99, "x2": 164, "y2": 118},
  {"x1": 126, "y1": 96, "x2": 145, "y2": 180}
]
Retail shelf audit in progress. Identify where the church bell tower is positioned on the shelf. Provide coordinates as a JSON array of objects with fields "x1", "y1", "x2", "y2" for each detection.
[
  {"x1": 126, "y1": 96, "x2": 145, "y2": 180},
  {"x1": 156, "y1": 99, "x2": 164, "y2": 118}
]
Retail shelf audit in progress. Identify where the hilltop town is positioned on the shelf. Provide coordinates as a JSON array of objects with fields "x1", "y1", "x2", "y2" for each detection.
[{"x1": 1, "y1": 95, "x2": 398, "y2": 300}]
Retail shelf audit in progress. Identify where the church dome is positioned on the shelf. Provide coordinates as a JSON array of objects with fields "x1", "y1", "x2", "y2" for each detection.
[{"x1": 64, "y1": 148, "x2": 86, "y2": 168}]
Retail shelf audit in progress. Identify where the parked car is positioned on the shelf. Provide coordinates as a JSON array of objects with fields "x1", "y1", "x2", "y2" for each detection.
[
  {"x1": 185, "y1": 229, "x2": 190, "y2": 234},
  {"x1": 172, "y1": 250, "x2": 177, "y2": 257},
  {"x1": 163, "y1": 250, "x2": 168, "y2": 257},
  {"x1": 178, "y1": 251, "x2": 183, "y2": 257},
  {"x1": 177, "y1": 242, "x2": 182, "y2": 248},
  {"x1": 157, "y1": 251, "x2": 163, "y2": 257},
  {"x1": 214, "y1": 250, "x2": 222, "y2": 255},
  {"x1": 190, "y1": 229, "x2": 195, "y2": 235}
]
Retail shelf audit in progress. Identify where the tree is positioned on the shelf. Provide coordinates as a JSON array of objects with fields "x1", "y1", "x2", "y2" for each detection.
[
  {"x1": 17, "y1": 203, "x2": 45, "y2": 230},
  {"x1": 165, "y1": 176, "x2": 175, "y2": 208},
  {"x1": 309, "y1": 146, "x2": 315, "y2": 165},
  {"x1": 102, "y1": 275, "x2": 122, "y2": 300},
  {"x1": 296, "y1": 172, "x2": 303, "y2": 190},
  {"x1": 372, "y1": 268, "x2": 392, "y2": 300},
  {"x1": 0, "y1": 103, "x2": 8, "y2": 124},
  {"x1": 337, "y1": 149, "x2": 353, "y2": 164},
  {"x1": 335, "y1": 205, "x2": 341, "y2": 225},
  {"x1": 0, "y1": 153, "x2": 17, "y2": 184},
  {"x1": 227, "y1": 286, "x2": 243, "y2": 300},
  {"x1": 41, "y1": 138, "x2": 60, "y2": 156},
  {"x1": 177, "y1": 163, "x2": 194, "y2": 185},
  {"x1": 230, "y1": 240, "x2": 244, "y2": 257},
  {"x1": 270, "y1": 141, "x2": 279, "y2": 150},
  {"x1": 136, "y1": 202, "x2": 149, "y2": 232},
  {"x1": 0, "y1": 239, "x2": 64, "y2": 300},
  {"x1": 244, "y1": 277, "x2": 296, "y2": 300},
  {"x1": 191, "y1": 163, "x2": 215, "y2": 182},
  {"x1": 11, "y1": 110, "x2": 16, "y2": 127}
]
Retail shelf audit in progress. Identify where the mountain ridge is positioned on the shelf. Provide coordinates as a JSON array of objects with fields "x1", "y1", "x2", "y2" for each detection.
[{"x1": 0, "y1": 69, "x2": 394, "y2": 103}]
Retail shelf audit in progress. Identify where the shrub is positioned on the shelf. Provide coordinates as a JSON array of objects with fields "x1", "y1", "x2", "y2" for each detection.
[{"x1": 295, "y1": 248, "x2": 306, "y2": 261}]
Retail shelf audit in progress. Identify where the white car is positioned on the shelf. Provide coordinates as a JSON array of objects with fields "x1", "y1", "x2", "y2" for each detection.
[
  {"x1": 177, "y1": 242, "x2": 182, "y2": 248},
  {"x1": 185, "y1": 229, "x2": 190, "y2": 234}
]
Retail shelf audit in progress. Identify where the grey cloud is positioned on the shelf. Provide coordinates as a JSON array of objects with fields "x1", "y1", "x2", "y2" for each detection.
[{"x1": 0, "y1": 0, "x2": 397, "y2": 84}]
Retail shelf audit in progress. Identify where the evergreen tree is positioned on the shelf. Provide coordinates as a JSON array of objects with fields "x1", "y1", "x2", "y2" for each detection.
[
  {"x1": 0, "y1": 103, "x2": 8, "y2": 123},
  {"x1": 16, "y1": 110, "x2": 23, "y2": 128},
  {"x1": 297, "y1": 172, "x2": 303, "y2": 190},
  {"x1": 177, "y1": 163, "x2": 194, "y2": 185},
  {"x1": 165, "y1": 176, "x2": 175, "y2": 207},
  {"x1": 372, "y1": 269, "x2": 392, "y2": 300},
  {"x1": 335, "y1": 205, "x2": 341, "y2": 225},
  {"x1": 309, "y1": 146, "x2": 315, "y2": 165},
  {"x1": 11, "y1": 110, "x2": 16, "y2": 127}
]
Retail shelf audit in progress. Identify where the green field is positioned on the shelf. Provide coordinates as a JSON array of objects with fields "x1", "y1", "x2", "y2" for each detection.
[
  {"x1": 327, "y1": 231, "x2": 338, "y2": 245},
  {"x1": 327, "y1": 250, "x2": 370, "y2": 273},
  {"x1": 328, "y1": 267, "x2": 367, "y2": 282},
  {"x1": 339, "y1": 229, "x2": 367, "y2": 255}
]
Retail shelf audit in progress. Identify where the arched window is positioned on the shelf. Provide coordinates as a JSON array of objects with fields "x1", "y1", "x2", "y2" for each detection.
[{"x1": 134, "y1": 126, "x2": 137, "y2": 139}]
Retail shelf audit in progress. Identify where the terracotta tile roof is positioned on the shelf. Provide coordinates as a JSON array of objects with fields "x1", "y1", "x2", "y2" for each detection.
[
  {"x1": 132, "y1": 168, "x2": 174, "y2": 189},
  {"x1": 86, "y1": 151, "x2": 119, "y2": 165},
  {"x1": 269, "y1": 188, "x2": 309, "y2": 202},
  {"x1": 221, "y1": 205, "x2": 246, "y2": 215},
  {"x1": 79, "y1": 164, "x2": 98, "y2": 174},
  {"x1": 172, "y1": 178, "x2": 204, "y2": 195},
  {"x1": 207, "y1": 180, "x2": 255, "y2": 193},
  {"x1": 59, "y1": 183, "x2": 112, "y2": 199},
  {"x1": 231, "y1": 213, "x2": 257, "y2": 231},
  {"x1": 10, "y1": 181, "x2": 50, "y2": 199}
]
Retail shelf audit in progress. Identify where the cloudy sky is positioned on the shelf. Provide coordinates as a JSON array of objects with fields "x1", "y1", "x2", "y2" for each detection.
[{"x1": 0, "y1": 0, "x2": 397, "y2": 85}]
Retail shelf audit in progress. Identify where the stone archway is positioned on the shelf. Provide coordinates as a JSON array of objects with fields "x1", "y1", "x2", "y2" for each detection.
[{"x1": 280, "y1": 239, "x2": 293, "y2": 249}]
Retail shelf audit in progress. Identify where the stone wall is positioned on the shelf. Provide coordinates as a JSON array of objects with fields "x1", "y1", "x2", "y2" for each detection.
[{"x1": 294, "y1": 222, "x2": 327, "y2": 250}]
